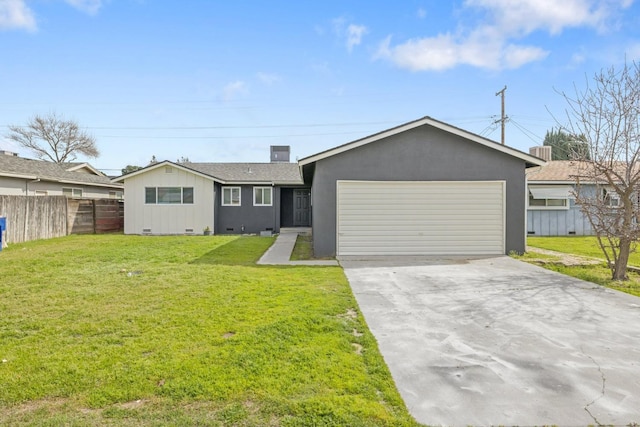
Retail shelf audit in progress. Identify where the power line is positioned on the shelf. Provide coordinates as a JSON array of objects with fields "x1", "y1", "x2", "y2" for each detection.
[
  {"x1": 509, "y1": 119, "x2": 543, "y2": 145},
  {"x1": 97, "y1": 131, "x2": 370, "y2": 139}
]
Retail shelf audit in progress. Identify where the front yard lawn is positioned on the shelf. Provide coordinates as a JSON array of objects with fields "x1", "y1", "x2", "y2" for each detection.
[
  {"x1": 0, "y1": 235, "x2": 418, "y2": 426},
  {"x1": 525, "y1": 236, "x2": 640, "y2": 297},
  {"x1": 527, "y1": 235, "x2": 640, "y2": 266}
]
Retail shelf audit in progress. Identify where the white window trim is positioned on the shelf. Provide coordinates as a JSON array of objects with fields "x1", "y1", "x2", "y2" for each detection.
[
  {"x1": 145, "y1": 187, "x2": 193, "y2": 205},
  {"x1": 602, "y1": 188, "x2": 621, "y2": 208},
  {"x1": 109, "y1": 190, "x2": 123, "y2": 199},
  {"x1": 253, "y1": 186, "x2": 273, "y2": 206},
  {"x1": 222, "y1": 186, "x2": 241, "y2": 206},
  {"x1": 63, "y1": 187, "x2": 83, "y2": 198},
  {"x1": 527, "y1": 196, "x2": 570, "y2": 210}
]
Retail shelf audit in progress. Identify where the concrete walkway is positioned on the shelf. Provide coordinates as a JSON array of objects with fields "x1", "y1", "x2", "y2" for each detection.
[{"x1": 257, "y1": 228, "x2": 339, "y2": 266}]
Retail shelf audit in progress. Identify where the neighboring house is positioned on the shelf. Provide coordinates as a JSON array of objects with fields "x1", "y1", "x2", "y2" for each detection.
[
  {"x1": 0, "y1": 150, "x2": 123, "y2": 198},
  {"x1": 299, "y1": 116, "x2": 545, "y2": 257},
  {"x1": 113, "y1": 148, "x2": 310, "y2": 235},
  {"x1": 526, "y1": 159, "x2": 596, "y2": 236}
]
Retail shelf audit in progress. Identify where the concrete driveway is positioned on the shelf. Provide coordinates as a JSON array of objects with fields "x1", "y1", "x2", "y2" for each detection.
[{"x1": 340, "y1": 256, "x2": 640, "y2": 427}]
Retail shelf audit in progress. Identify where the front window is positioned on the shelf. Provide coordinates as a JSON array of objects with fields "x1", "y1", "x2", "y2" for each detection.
[
  {"x1": 182, "y1": 187, "x2": 194, "y2": 204},
  {"x1": 63, "y1": 187, "x2": 82, "y2": 198},
  {"x1": 602, "y1": 188, "x2": 620, "y2": 207},
  {"x1": 145, "y1": 187, "x2": 157, "y2": 204},
  {"x1": 145, "y1": 187, "x2": 193, "y2": 204},
  {"x1": 222, "y1": 187, "x2": 241, "y2": 206},
  {"x1": 158, "y1": 187, "x2": 182, "y2": 204},
  {"x1": 253, "y1": 187, "x2": 272, "y2": 206},
  {"x1": 528, "y1": 185, "x2": 570, "y2": 210},
  {"x1": 529, "y1": 195, "x2": 568, "y2": 208}
]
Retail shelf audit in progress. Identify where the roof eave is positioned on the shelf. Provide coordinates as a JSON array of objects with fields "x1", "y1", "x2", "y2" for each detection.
[
  {"x1": 0, "y1": 172, "x2": 39, "y2": 180},
  {"x1": 50, "y1": 178, "x2": 124, "y2": 188},
  {"x1": 298, "y1": 116, "x2": 547, "y2": 167},
  {"x1": 112, "y1": 160, "x2": 223, "y2": 183},
  {"x1": 65, "y1": 163, "x2": 104, "y2": 176}
]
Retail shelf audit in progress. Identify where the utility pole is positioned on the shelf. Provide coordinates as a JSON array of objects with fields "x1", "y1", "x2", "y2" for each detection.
[{"x1": 495, "y1": 85, "x2": 507, "y2": 145}]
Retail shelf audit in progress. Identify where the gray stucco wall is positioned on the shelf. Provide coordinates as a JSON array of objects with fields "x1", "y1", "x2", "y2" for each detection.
[
  {"x1": 309, "y1": 125, "x2": 528, "y2": 257},
  {"x1": 214, "y1": 184, "x2": 281, "y2": 234}
]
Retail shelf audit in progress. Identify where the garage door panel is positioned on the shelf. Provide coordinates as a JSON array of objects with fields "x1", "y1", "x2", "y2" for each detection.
[{"x1": 337, "y1": 181, "x2": 505, "y2": 256}]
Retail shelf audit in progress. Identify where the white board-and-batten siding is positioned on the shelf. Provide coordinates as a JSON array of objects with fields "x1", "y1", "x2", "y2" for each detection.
[
  {"x1": 336, "y1": 180, "x2": 505, "y2": 256},
  {"x1": 123, "y1": 166, "x2": 215, "y2": 235}
]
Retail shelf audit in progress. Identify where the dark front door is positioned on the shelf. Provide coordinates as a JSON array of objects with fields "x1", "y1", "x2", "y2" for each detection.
[{"x1": 293, "y1": 189, "x2": 311, "y2": 226}]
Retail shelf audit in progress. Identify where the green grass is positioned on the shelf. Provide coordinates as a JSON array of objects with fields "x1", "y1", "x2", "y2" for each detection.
[
  {"x1": 290, "y1": 234, "x2": 313, "y2": 261},
  {"x1": 290, "y1": 234, "x2": 334, "y2": 261},
  {"x1": 524, "y1": 236, "x2": 640, "y2": 297},
  {"x1": 527, "y1": 235, "x2": 640, "y2": 266},
  {"x1": 0, "y1": 235, "x2": 419, "y2": 426}
]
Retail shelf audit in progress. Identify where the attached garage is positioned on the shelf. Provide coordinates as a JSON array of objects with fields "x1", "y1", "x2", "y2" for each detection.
[
  {"x1": 336, "y1": 180, "x2": 505, "y2": 256},
  {"x1": 299, "y1": 116, "x2": 546, "y2": 258}
]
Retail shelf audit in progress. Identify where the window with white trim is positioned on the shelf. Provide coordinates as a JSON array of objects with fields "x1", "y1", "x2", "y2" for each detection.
[
  {"x1": 222, "y1": 187, "x2": 241, "y2": 206},
  {"x1": 145, "y1": 187, "x2": 194, "y2": 204},
  {"x1": 62, "y1": 187, "x2": 82, "y2": 198},
  {"x1": 602, "y1": 188, "x2": 620, "y2": 207},
  {"x1": 109, "y1": 191, "x2": 123, "y2": 199},
  {"x1": 528, "y1": 185, "x2": 570, "y2": 210},
  {"x1": 253, "y1": 186, "x2": 272, "y2": 206},
  {"x1": 528, "y1": 196, "x2": 568, "y2": 208}
]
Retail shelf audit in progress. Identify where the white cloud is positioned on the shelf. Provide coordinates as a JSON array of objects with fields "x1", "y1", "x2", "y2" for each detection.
[
  {"x1": 64, "y1": 0, "x2": 104, "y2": 15},
  {"x1": 376, "y1": 27, "x2": 548, "y2": 71},
  {"x1": 502, "y1": 44, "x2": 549, "y2": 68},
  {"x1": 0, "y1": 0, "x2": 37, "y2": 32},
  {"x1": 221, "y1": 81, "x2": 248, "y2": 101},
  {"x1": 376, "y1": 0, "x2": 629, "y2": 71},
  {"x1": 256, "y1": 72, "x2": 281, "y2": 85},
  {"x1": 417, "y1": 7, "x2": 427, "y2": 19},
  {"x1": 332, "y1": 16, "x2": 368, "y2": 51},
  {"x1": 346, "y1": 24, "x2": 368, "y2": 52},
  {"x1": 465, "y1": 0, "x2": 630, "y2": 35}
]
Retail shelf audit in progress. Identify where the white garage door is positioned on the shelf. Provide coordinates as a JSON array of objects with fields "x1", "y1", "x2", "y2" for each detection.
[{"x1": 337, "y1": 181, "x2": 505, "y2": 256}]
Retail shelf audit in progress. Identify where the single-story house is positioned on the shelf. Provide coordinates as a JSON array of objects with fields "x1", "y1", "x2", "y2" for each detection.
[
  {"x1": 299, "y1": 116, "x2": 545, "y2": 257},
  {"x1": 115, "y1": 117, "x2": 546, "y2": 256},
  {"x1": 526, "y1": 159, "x2": 598, "y2": 236},
  {"x1": 0, "y1": 150, "x2": 123, "y2": 198},
  {"x1": 112, "y1": 150, "x2": 309, "y2": 235}
]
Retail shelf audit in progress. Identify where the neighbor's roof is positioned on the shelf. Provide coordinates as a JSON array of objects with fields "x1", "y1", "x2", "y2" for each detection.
[
  {"x1": 0, "y1": 154, "x2": 123, "y2": 188},
  {"x1": 527, "y1": 161, "x2": 578, "y2": 182},
  {"x1": 114, "y1": 160, "x2": 303, "y2": 185},
  {"x1": 527, "y1": 160, "x2": 640, "y2": 184},
  {"x1": 299, "y1": 115, "x2": 546, "y2": 168}
]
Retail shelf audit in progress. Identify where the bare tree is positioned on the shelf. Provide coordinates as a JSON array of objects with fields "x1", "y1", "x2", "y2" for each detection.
[
  {"x1": 558, "y1": 61, "x2": 640, "y2": 280},
  {"x1": 7, "y1": 113, "x2": 99, "y2": 163}
]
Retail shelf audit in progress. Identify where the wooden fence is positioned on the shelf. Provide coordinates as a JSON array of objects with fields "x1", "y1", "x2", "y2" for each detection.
[{"x1": 0, "y1": 196, "x2": 123, "y2": 245}]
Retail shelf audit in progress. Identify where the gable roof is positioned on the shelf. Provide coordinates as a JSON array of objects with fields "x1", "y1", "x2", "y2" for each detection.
[
  {"x1": 298, "y1": 116, "x2": 546, "y2": 168},
  {"x1": 113, "y1": 160, "x2": 303, "y2": 185},
  {"x1": 62, "y1": 162, "x2": 105, "y2": 176},
  {"x1": 0, "y1": 154, "x2": 123, "y2": 188}
]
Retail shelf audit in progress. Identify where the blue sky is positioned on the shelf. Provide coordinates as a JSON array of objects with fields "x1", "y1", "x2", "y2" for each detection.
[{"x1": 1, "y1": 0, "x2": 639, "y2": 174}]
